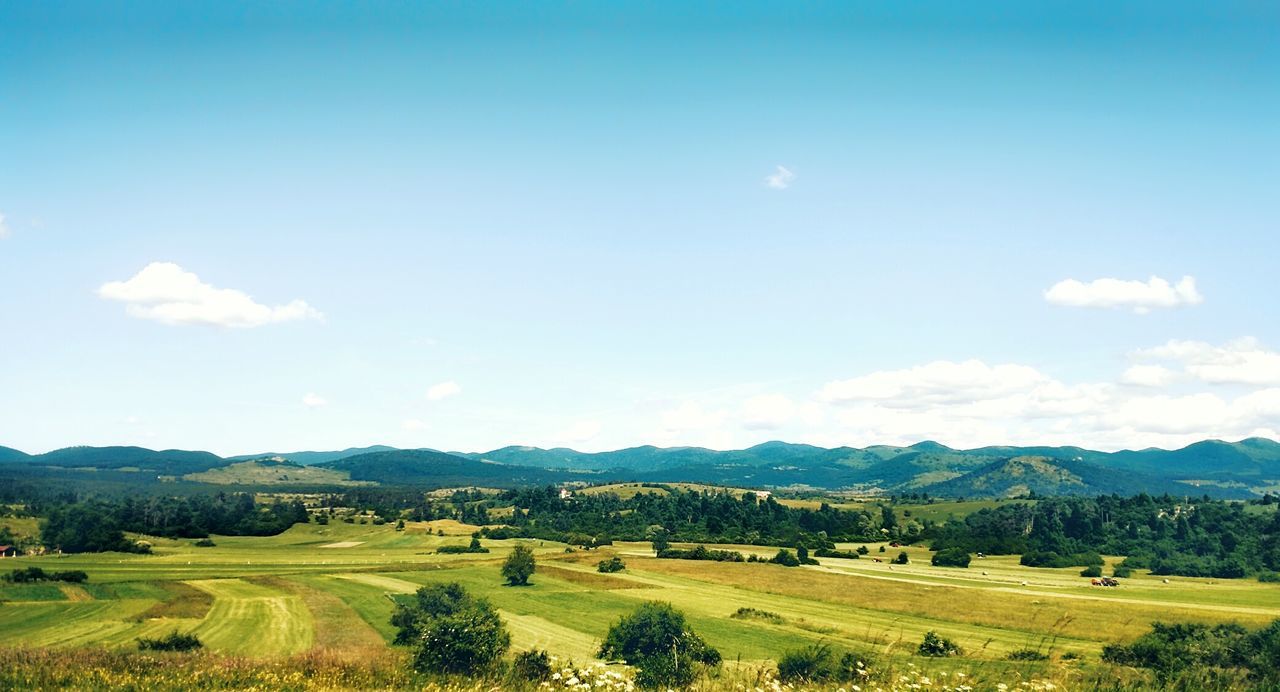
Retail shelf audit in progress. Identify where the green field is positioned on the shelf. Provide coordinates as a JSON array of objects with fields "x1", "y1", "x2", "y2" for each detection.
[{"x1": 3, "y1": 520, "x2": 1279, "y2": 688}]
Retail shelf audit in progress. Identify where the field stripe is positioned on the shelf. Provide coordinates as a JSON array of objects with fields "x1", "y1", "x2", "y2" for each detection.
[{"x1": 186, "y1": 578, "x2": 314, "y2": 656}]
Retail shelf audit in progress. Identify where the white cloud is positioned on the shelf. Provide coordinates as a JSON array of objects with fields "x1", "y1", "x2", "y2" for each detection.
[
  {"x1": 764, "y1": 165, "x2": 795, "y2": 190},
  {"x1": 0, "y1": 213, "x2": 9, "y2": 239},
  {"x1": 661, "y1": 402, "x2": 726, "y2": 431},
  {"x1": 301, "y1": 393, "x2": 328, "y2": 408},
  {"x1": 742, "y1": 394, "x2": 797, "y2": 430},
  {"x1": 819, "y1": 359, "x2": 1047, "y2": 406},
  {"x1": 402, "y1": 419, "x2": 428, "y2": 431},
  {"x1": 556, "y1": 420, "x2": 603, "y2": 444},
  {"x1": 98, "y1": 262, "x2": 323, "y2": 328},
  {"x1": 426, "y1": 381, "x2": 462, "y2": 401},
  {"x1": 1044, "y1": 275, "x2": 1203, "y2": 313},
  {"x1": 1136, "y1": 337, "x2": 1280, "y2": 386},
  {"x1": 1121, "y1": 364, "x2": 1175, "y2": 387}
]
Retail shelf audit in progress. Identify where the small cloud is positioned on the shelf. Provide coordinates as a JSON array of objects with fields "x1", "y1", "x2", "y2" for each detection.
[
  {"x1": 302, "y1": 393, "x2": 328, "y2": 408},
  {"x1": 764, "y1": 165, "x2": 795, "y2": 190},
  {"x1": 1120, "y1": 364, "x2": 1175, "y2": 388},
  {"x1": 741, "y1": 394, "x2": 797, "y2": 430},
  {"x1": 660, "y1": 402, "x2": 727, "y2": 432},
  {"x1": 426, "y1": 381, "x2": 461, "y2": 401},
  {"x1": 1135, "y1": 337, "x2": 1280, "y2": 386},
  {"x1": 557, "y1": 420, "x2": 602, "y2": 444},
  {"x1": 0, "y1": 213, "x2": 9, "y2": 239},
  {"x1": 1044, "y1": 275, "x2": 1203, "y2": 313},
  {"x1": 98, "y1": 262, "x2": 323, "y2": 328},
  {"x1": 402, "y1": 419, "x2": 428, "y2": 431}
]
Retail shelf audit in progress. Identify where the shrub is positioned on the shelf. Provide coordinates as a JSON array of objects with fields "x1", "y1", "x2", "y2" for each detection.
[
  {"x1": 437, "y1": 537, "x2": 489, "y2": 555},
  {"x1": 137, "y1": 631, "x2": 203, "y2": 652},
  {"x1": 1081, "y1": 565, "x2": 1103, "y2": 578},
  {"x1": 193, "y1": 538, "x2": 216, "y2": 547},
  {"x1": 415, "y1": 604, "x2": 509, "y2": 674},
  {"x1": 768, "y1": 549, "x2": 801, "y2": 567},
  {"x1": 1102, "y1": 621, "x2": 1253, "y2": 682},
  {"x1": 1259, "y1": 571, "x2": 1280, "y2": 583},
  {"x1": 918, "y1": 631, "x2": 962, "y2": 657},
  {"x1": 4, "y1": 568, "x2": 87, "y2": 584},
  {"x1": 777, "y1": 643, "x2": 836, "y2": 683},
  {"x1": 878, "y1": 545, "x2": 886, "y2": 553},
  {"x1": 1113, "y1": 565, "x2": 1133, "y2": 578},
  {"x1": 892, "y1": 551, "x2": 910, "y2": 565},
  {"x1": 1008, "y1": 648, "x2": 1049, "y2": 661},
  {"x1": 931, "y1": 547, "x2": 971, "y2": 568},
  {"x1": 597, "y1": 557, "x2": 626, "y2": 573},
  {"x1": 658, "y1": 546, "x2": 745, "y2": 562},
  {"x1": 857, "y1": 545, "x2": 869, "y2": 555},
  {"x1": 391, "y1": 583, "x2": 510, "y2": 674},
  {"x1": 511, "y1": 649, "x2": 553, "y2": 682},
  {"x1": 502, "y1": 544, "x2": 536, "y2": 585},
  {"x1": 598, "y1": 602, "x2": 721, "y2": 688},
  {"x1": 730, "y1": 607, "x2": 785, "y2": 624}
]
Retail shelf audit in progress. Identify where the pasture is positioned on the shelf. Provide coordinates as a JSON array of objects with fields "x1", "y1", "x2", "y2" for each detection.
[{"x1": 2, "y1": 519, "x2": 1279, "y2": 689}]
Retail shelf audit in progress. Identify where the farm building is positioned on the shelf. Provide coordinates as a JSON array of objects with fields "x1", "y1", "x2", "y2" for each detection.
[{"x1": 0, "y1": 545, "x2": 17, "y2": 558}]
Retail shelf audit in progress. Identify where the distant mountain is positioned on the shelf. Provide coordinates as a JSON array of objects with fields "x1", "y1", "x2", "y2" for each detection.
[
  {"x1": 0, "y1": 446, "x2": 30, "y2": 463},
  {"x1": 2, "y1": 437, "x2": 1278, "y2": 497},
  {"x1": 319, "y1": 449, "x2": 575, "y2": 486},
  {"x1": 227, "y1": 445, "x2": 400, "y2": 466},
  {"x1": 918, "y1": 455, "x2": 1246, "y2": 499},
  {"x1": 27, "y1": 446, "x2": 225, "y2": 474}
]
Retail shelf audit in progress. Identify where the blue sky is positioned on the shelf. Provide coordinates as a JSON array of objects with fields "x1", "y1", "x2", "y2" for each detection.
[{"x1": 2, "y1": 2, "x2": 1277, "y2": 455}]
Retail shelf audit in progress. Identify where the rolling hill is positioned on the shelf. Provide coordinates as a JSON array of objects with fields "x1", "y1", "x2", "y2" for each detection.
[{"x1": 2, "y1": 437, "x2": 1278, "y2": 497}]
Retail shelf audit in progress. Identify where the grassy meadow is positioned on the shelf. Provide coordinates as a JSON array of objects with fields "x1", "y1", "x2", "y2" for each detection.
[{"x1": 2, "y1": 517, "x2": 1279, "y2": 689}]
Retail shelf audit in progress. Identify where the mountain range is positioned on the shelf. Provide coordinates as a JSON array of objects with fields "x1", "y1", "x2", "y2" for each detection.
[{"x1": 3, "y1": 437, "x2": 1279, "y2": 499}]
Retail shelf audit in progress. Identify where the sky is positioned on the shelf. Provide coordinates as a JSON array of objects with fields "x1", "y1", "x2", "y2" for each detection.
[{"x1": 1, "y1": 2, "x2": 1278, "y2": 456}]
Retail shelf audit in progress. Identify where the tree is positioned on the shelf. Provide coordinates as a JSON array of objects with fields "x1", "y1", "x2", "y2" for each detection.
[
  {"x1": 391, "y1": 582, "x2": 510, "y2": 674},
  {"x1": 598, "y1": 602, "x2": 721, "y2": 688},
  {"x1": 931, "y1": 548, "x2": 970, "y2": 568},
  {"x1": 892, "y1": 551, "x2": 910, "y2": 565},
  {"x1": 502, "y1": 544, "x2": 536, "y2": 585},
  {"x1": 651, "y1": 528, "x2": 671, "y2": 555}
]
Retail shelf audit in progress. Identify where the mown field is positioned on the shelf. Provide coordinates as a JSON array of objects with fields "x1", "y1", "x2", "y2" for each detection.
[{"x1": 2, "y1": 518, "x2": 1279, "y2": 689}]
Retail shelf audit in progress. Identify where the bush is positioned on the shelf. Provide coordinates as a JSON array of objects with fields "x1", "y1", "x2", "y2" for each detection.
[
  {"x1": 137, "y1": 630, "x2": 203, "y2": 652},
  {"x1": 814, "y1": 548, "x2": 860, "y2": 559},
  {"x1": 892, "y1": 551, "x2": 910, "y2": 565},
  {"x1": 511, "y1": 649, "x2": 553, "y2": 682},
  {"x1": 1113, "y1": 565, "x2": 1133, "y2": 578},
  {"x1": 1007, "y1": 648, "x2": 1049, "y2": 661},
  {"x1": 777, "y1": 643, "x2": 837, "y2": 683},
  {"x1": 857, "y1": 545, "x2": 869, "y2": 555},
  {"x1": 1102, "y1": 621, "x2": 1254, "y2": 682},
  {"x1": 193, "y1": 538, "x2": 216, "y2": 547},
  {"x1": 391, "y1": 583, "x2": 511, "y2": 674},
  {"x1": 658, "y1": 545, "x2": 744, "y2": 562},
  {"x1": 730, "y1": 607, "x2": 784, "y2": 624},
  {"x1": 931, "y1": 548, "x2": 971, "y2": 568},
  {"x1": 4, "y1": 568, "x2": 87, "y2": 584},
  {"x1": 437, "y1": 537, "x2": 489, "y2": 555},
  {"x1": 502, "y1": 544, "x2": 536, "y2": 585},
  {"x1": 1259, "y1": 571, "x2": 1280, "y2": 583},
  {"x1": 597, "y1": 557, "x2": 626, "y2": 573},
  {"x1": 918, "y1": 631, "x2": 961, "y2": 657},
  {"x1": 1081, "y1": 565, "x2": 1103, "y2": 578},
  {"x1": 598, "y1": 602, "x2": 721, "y2": 688},
  {"x1": 769, "y1": 549, "x2": 801, "y2": 567}
]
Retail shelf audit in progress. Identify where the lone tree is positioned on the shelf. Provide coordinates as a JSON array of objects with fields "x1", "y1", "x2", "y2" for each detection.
[
  {"x1": 502, "y1": 544, "x2": 536, "y2": 585},
  {"x1": 390, "y1": 582, "x2": 510, "y2": 674},
  {"x1": 650, "y1": 527, "x2": 671, "y2": 555},
  {"x1": 598, "y1": 602, "x2": 721, "y2": 688}
]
